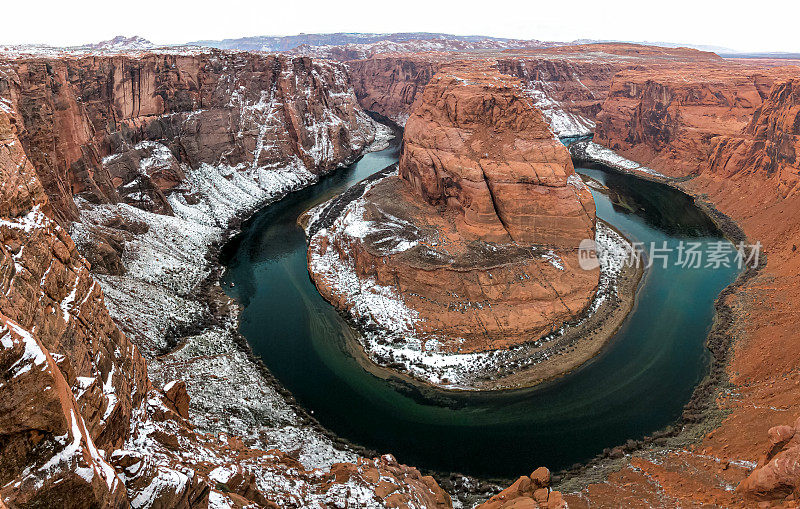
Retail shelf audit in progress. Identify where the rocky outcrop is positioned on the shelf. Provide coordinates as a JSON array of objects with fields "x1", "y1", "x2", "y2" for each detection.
[
  {"x1": 1, "y1": 91, "x2": 145, "y2": 506},
  {"x1": 308, "y1": 63, "x2": 599, "y2": 386},
  {"x1": 478, "y1": 467, "x2": 566, "y2": 509},
  {"x1": 738, "y1": 417, "x2": 800, "y2": 501},
  {"x1": 399, "y1": 64, "x2": 596, "y2": 247}
]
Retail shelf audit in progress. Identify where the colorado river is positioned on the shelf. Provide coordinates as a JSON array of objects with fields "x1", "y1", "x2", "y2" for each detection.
[{"x1": 220, "y1": 140, "x2": 739, "y2": 479}]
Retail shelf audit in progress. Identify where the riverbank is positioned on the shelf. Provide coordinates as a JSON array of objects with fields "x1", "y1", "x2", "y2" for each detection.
[
  {"x1": 73, "y1": 126, "x2": 396, "y2": 474},
  {"x1": 554, "y1": 141, "x2": 759, "y2": 494}
]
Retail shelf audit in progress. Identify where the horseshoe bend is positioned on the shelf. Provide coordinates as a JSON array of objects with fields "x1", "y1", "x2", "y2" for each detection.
[
  {"x1": 305, "y1": 62, "x2": 641, "y2": 389},
  {"x1": 1, "y1": 28, "x2": 800, "y2": 509}
]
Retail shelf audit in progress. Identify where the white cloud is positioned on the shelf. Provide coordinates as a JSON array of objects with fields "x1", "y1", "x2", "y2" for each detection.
[{"x1": 2, "y1": 0, "x2": 799, "y2": 53}]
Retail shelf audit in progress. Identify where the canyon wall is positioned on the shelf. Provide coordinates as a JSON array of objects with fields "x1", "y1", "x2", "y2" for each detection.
[
  {"x1": 347, "y1": 55, "x2": 441, "y2": 125},
  {"x1": 0, "y1": 50, "x2": 455, "y2": 508},
  {"x1": 345, "y1": 44, "x2": 726, "y2": 137},
  {"x1": 706, "y1": 78, "x2": 800, "y2": 196},
  {"x1": 5, "y1": 51, "x2": 381, "y2": 224},
  {"x1": 593, "y1": 63, "x2": 796, "y2": 177},
  {"x1": 0, "y1": 98, "x2": 144, "y2": 506}
]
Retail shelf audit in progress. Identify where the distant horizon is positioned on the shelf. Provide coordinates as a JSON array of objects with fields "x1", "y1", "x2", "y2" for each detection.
[
  {"x1": 4, "y1": 31, "x2": 800, "y2": 57},
  {"x1": 3, "y1": 0, "x2": 800, "y2": 54}
]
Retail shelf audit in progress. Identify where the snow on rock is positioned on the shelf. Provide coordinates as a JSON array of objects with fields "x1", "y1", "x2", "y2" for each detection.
[
  {"x1": 308, "y1": 172, "x2": 635, "y2": 389},
  {"x1": 66, "y1": 70, "x2": 394, "y2": 485},
  {"x1": 0, "y1": 315, "x2": 125, "y2": 499},
  {"x1": 522, "y1": 83, "x2": 596, "y2": 137},
  {"x1": 574, "y1": 141, "x2": 666, "y2": 177}
]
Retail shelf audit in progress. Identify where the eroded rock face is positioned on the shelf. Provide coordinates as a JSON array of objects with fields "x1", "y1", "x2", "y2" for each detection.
[
  {"x1": 594, "y1": 64, "x2": 796, "y2": 177},
  {"x1": 0, "y1": 99, "x2": 146, "y2": 506},
  {"x1": 495, "y1": 57, "x2": 618, "y2": 135},
  {"x1": 345, "y1": 43, "x2": 727, "y2": 136},
  {"x1": 399, "y1": 64, "x2": 596, "y2": 247},
  {"x1": 2, "y1": 51, "x2": 382, "y2": 224},
  {"x1": 478, "y1": 467, "x2": 566, "y2": 509},
  {"x1": 707, "y1": 78, "x2": 800, "y2": 196},
  {"x1": 309, "y1": 63, "x2": 598, "y2": 363},
  {"x1": 347, "y1": 55, "x2": 441, "y2": 125}
]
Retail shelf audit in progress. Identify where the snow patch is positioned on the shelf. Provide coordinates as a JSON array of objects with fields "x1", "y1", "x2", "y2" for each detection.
[{"x1": 580, "y1": 141, "x2": 666, "y2": 177}]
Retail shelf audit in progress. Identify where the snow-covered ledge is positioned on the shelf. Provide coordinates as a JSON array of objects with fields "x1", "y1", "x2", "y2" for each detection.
[{"x1": 570, "y1": 140, "x2": 666, "y2": 178}]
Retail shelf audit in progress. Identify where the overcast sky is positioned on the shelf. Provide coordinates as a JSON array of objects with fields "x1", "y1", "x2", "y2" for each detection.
[{"x1": 4, "y1": 0, "x2": 800, "y2": 53}]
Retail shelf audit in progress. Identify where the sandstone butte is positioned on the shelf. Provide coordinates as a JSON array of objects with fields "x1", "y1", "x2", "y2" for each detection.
[
  {"x1": 309, "y1": 62, "x2": 599, "y2": 357},
  {"x1": 2, "y1": 39, "x2": 800, "y2": 508}
]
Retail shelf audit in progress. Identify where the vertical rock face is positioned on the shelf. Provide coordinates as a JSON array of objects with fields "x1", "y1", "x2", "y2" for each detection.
[
  {"x1": 0, "y1": 94, "x2": 146, "y2": 506},
  {"x1": 3, "y1": 51, "x2": 382, "y2": 224},
  {"x1": 399, "y1": 64, "x2": 596, "y2": 247},
  {"x1": 593, "y1": 65, "x2": 795, "y2": 177},
  {"x1": 344, "y1": 44, "x2": 726, "y2": 137},
  {"x1": 707, "y1": 78, "x2": 800, "y2": 196},
  {"x1": 308, "y1": 63, "x2": 599, "y2": 372},
  {"x1": 347, "y1": 55, "x2": 441, "y2": 125},
  {"x1": 495, "y1": 56, "x2": 620, "y2": 134}
]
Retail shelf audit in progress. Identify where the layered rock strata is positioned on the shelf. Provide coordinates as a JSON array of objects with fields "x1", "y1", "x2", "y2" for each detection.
[
  {"x1": 554, "y1": 68, "x2": 800, "y2": 507},
  {"x1": 0, "y1": 49, "x2": 456, "y2": 507},
  {"x1": 347, "y1": 55, "x2": 442, "y2": 126},
  {"x1": 594, "y1": 63, "x2": 798, "y2": 177},
  {"x1": 346, "y1": 43, "x2": 726, "y2": 136},
  {"x1": 308, "y1": 64, "x2": 604, "y2": 387}
]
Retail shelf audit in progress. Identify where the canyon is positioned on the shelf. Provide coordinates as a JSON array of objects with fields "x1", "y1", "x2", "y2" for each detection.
[
  {"x1": 0, "y1": 49, "x2": 451, "y2": 507},
  {"x1": 1, "y1": 34, "x2": 800, "y2": 508}
]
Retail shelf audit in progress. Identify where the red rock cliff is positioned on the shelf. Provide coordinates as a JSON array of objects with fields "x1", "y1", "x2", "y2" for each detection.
[
  {"x1": 399, "y1": 64, "x2": 596, "y2": 247},
  {"x1": 347, "y1": 55, "x2": 441, "y2": 125},
  {"x1": 594, "y1": 63, "x2": 795, "y2": 177},
  {"x1": 0, "y1": 90, "x2": 147, "y2": 506},
  {"x1": 4, "y1": 51, "x2": 381, "y2": 224}
]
